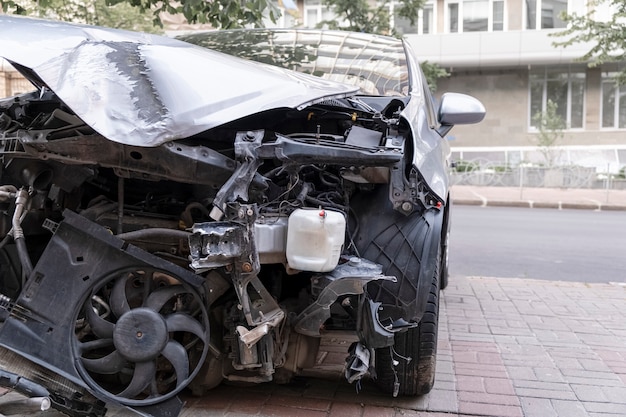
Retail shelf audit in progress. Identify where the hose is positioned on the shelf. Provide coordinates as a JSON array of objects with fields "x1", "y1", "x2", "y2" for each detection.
[
  {"x1": 181, "y1": 202, "x2": 211, "y2": 228},
  {"x1": 116, "y1": 228, "x2": 191, "y2": 241},
  {"x1": 11, "y1": 189, "x2": 32, "y2": 278}
]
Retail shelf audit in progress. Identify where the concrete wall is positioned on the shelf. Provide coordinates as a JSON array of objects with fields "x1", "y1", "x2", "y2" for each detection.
[
  {"x1": 437, "y1": 68, "x2": 531, "y2": 147},
  {"x1": 436, "y1": 67, "x2": 626, "y2": 148}
]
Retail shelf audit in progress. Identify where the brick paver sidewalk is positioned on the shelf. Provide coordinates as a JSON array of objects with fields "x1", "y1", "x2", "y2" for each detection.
[
  {"x1": 2, "y1": 275, "x2": 625, "y2": 416},
  {"x1": 439, "y1": 276, "x2": 626, "y2": 417}
]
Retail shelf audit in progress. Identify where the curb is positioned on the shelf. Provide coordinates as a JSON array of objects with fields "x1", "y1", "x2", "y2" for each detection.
[{"x1": 452, "y1": 198, "x2": 626, "y2": 211}]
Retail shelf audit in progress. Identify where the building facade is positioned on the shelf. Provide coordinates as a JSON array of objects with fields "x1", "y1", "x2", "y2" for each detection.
[{"x1": 404, "y1": 0, "x2": 625, "y2": 150}]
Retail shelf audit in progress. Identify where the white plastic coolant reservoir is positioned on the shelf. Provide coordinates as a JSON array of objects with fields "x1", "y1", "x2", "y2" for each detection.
[{"x1": 286, "y1": 208, "x2": 346, "y2": 272}]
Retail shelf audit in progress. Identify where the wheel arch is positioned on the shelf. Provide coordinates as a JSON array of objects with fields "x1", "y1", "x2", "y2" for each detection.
[
  {"x1": 352, "y1": 185, "x2": 445, "y2": 326},
  {"x1": 440, "y1": 194, "x2": 451, "y2": 290}
]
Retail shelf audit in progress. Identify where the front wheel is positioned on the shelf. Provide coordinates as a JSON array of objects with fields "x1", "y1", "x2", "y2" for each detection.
[{"x1": 374, "y1": 250, "x2": 440, "y2": 396}]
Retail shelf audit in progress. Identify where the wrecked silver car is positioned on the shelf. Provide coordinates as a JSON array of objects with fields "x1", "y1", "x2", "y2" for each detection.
[{"x1": 0, "y1": 15, "x2": 485, "y2": 417}]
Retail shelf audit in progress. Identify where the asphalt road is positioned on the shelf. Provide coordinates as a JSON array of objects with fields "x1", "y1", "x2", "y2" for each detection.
[{"x1": 448, "y1": 205, "x2": 626, "y2": 283}]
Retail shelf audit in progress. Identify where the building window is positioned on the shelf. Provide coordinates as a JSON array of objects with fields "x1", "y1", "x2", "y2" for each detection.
[
  {"x1": 446, "y1": 0, "x2": 504, "y2": 33},
  {"x1": 525, "y1": 0, "x2": 568, "y2": 29},
  {"x1": 492, "y1": 1, "x2": 504, "y2": 30},
  {"x1": 529, "y1": 68, "x2": 585, "y2": 130},
  {"x1": 391, "y1": 1, "x2": 435, "y2": 35},
  {"x1": 422, "y1": 4, "x2": 434, "y2": 33},
  {"x1": 448, "y1": 2, "x2": 459, "y2": 32},
  {"x1": 601, "y1": 77, "x2": 626, "y2": 129},
  {"x1": 303, "y1": 0, "x2": 336, "y2": 28},
  {"x1": 463, "y1": 0, "x2": 488, "y2": 31}
]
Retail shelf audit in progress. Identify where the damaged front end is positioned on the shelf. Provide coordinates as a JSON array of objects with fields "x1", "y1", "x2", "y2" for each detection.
[
  {"x1": 0, "y1": 16, "x2": 465, "y2": 417},
  {"x1": 0, "y1": 114, "x2": 434, "y2": 416}
]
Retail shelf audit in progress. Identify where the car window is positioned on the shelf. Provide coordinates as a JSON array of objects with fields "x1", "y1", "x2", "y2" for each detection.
[{"x1": 178, "y1": 29, "x2": 410, "y2": 97}]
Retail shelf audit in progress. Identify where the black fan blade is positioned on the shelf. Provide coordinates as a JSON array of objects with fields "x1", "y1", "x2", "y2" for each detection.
[
  {"x1": 161, "y1": 340, "x2": 189, "y2": 387},
  {"x1": 82, "y1": 350, "x2": 126, "y2": 374},
  {"x1": 79, "y1": 338, "x2": 114, "y2": 353},
  {"x1": 144, "y1": 285, "x2": 188, "y2": 312},
  {"x1": 165, "y1": 313, "x2": 206, "y2": 341},
  {"x1": 111, "y1": 276, "x2": 131, "y2": 318},
  {"x1": 118, "y1": 360, "x2": 156, "y2": 399},
  {"x1": 85, "y1": 301, "x2": 114, "y2": 339}
]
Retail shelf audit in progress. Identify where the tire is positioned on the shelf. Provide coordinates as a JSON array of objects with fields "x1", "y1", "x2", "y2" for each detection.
[{"x1": 374, "y1": 250, "x2": 440, "y2": 396}]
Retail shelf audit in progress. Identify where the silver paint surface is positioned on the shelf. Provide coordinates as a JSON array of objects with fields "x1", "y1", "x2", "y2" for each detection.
[{"x1": 0, "y1": 16, "x2": 357, "y2": 147}]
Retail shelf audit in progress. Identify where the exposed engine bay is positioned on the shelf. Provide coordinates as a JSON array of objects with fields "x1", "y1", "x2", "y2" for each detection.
[{"x1": 0, "y1": 87, "x2": 444, "y2": 416}]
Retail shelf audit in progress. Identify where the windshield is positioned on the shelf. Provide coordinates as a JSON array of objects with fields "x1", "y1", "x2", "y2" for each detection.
[{"x1": 178, "y1": 29, "x2": 410, "y2": 97}]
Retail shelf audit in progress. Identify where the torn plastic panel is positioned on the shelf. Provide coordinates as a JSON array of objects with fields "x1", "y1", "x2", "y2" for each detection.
[{"x1": 294, "y1": 257, "x2": 395, "y2": 337}]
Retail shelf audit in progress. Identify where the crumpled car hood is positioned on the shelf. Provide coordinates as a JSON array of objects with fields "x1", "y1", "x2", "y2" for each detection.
[{"x1": 0, "y1": 16, "x2": 358, "y2": 147}]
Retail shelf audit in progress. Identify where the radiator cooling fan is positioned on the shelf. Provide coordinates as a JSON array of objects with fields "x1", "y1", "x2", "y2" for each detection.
[{"x1": 73, "y1": 266, "x2": 209, "y2": 407}]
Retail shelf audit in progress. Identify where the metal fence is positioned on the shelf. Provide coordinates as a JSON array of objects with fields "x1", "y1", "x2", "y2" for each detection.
[{"x1": 450, "y1": 146, "x2": 626, "y2": 190}]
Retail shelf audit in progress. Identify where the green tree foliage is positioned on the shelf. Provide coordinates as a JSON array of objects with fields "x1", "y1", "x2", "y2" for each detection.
[
  {"x1": 319, "y1": 0, "x2": 448, "y2": 91},
  {"x1": 1, "y1": 0, "x2": 160, "y2": 31},
  {"x1": 318, "y1": 0, "x2": 386, "y2": 34},
  {"x1": 0, "y1": 0, "x2": 279, "y2": 30},
  {"x1": 421, "y1": 60, "x2": 450, "y2": 92},
  {"x1": 553, "y1": 0, "x2": 626, "y2": 84},
  {"x1": 319, "y1": 0, "x2": 424, "y2": 36},
  {"x1": 532, "y1": 100, "x2": 566, "y2": 166}
]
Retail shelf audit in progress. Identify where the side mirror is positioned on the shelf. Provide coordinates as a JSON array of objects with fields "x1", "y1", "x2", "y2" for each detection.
[{"x1": 437, "y1": 92, "x2": 486, "y2": 137}]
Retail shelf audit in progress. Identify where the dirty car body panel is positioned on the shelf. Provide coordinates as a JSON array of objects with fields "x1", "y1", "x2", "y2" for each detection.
[{"x1": 0, "y1": 16, "x2": 485, "y2": 417}]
